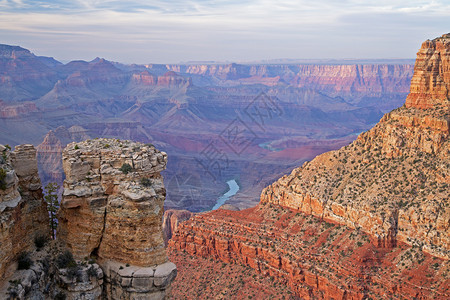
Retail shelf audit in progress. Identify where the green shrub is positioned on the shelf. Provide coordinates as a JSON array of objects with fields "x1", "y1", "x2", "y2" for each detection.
[
  {"x1": 120, "y1": 163, "x2": 132, "y2": 174},
  {"x1": 17, "y1": 252, "x2": 33, "y2": 270},
  {"x1": 140, "y1": 178, "x2": 151, "y2": 187},
  {"x1": 74, "y1": 144, "x2": 79, "y2": 150},
  {"x1": 56, "y1": 250, "x2": 76, "y2": 269},
  {"x1": 0, "y1": 168, "x2": 6, "y2": 190},
  {"x1": 34, "y1": 234, "x2": 48, "y2": 250}
]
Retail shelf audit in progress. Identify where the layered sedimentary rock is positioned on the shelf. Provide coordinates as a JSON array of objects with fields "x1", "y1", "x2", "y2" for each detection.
[
  {"x1": 58, "y1": 138, "x2": 176, "y2": 298},
  {"x1": 260, "y1": 34, "x2": 450, "y2": 259},
  {"x1": 170, "y1": 206, "x2": 449, "y2": 299},
  {"x1": 157, "y1": 71, "x2": 192, "y2": 88},
  {"x1": 0, "y1": 101, "x2": 37, "y2": 118},
  {"x1": 169, "y1": 34, "x2": 450, "y2": 299},
  {"x1": 406, "y1": 33, "x2": 450, "y2": 109},
  {"x1": 0, "y1": 144, "x2": 48, "y2": 279},
  {"x1": 162, "y1": 209, "x2": 193, "y2": 244},
  {"x1": 0, "y1": 44, "x2": 58, "y2": 101},
  {"x1": 167, "y1": 63, "x2": 413, "y2": 104},
  {"x1": 36, "y1": 126, "x2": 91, "y2": 188}
]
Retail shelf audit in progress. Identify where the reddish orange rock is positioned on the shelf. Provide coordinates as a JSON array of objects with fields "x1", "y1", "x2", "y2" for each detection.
[{"x1": 406, "y1": 33, "x2": 450, "y2": 109}]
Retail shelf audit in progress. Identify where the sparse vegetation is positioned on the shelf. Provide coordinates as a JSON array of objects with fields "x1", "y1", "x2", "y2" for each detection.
[
  {"x1": 34, "y1": 234, "x2": 48, "y2": 250},
  {"x1": 0, "y1": 167, "x2": 7, "y2": 190},
  {"x1": 17, "y1": 252, "x2": 32, "y2": 270},
  {"x1": 56, "y1": 250, "x2": 76, "y2": 269},
  {"x1": 120, "y1": 163, "x2": 132, "y2": 174},
  {"x1": 44, "y1": 182, "x2": 59, "y2": 239},
  {"x1": 140, "y1": 177, "x2": 151, "y2": 187}
]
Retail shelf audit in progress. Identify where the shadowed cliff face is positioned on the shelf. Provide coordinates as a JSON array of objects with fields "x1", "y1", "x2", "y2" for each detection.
[
  {"x1": 0, "y1": 144, "x2": 48, "y2": 279},
  {"x1": 168, "y1": 34, "x2": 450, "y2": 298}
]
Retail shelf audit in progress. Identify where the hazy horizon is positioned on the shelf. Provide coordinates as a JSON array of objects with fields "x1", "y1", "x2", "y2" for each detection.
[{"x1": 0, "y1": 0, "x2": 449, "y2": 64}]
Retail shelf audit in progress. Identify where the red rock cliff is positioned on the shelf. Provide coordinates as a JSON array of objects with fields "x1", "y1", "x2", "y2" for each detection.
[
  {"x1": 406, "y1": 33, "x2": 450, "y2": 109},
  {"x1": 169, "y1": 34, "x2": 450, "y2": 299}
]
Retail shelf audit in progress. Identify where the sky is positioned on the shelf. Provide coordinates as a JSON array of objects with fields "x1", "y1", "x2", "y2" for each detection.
[{"x1": 0, "y1": 0, "x2": 449, "y2": 64}]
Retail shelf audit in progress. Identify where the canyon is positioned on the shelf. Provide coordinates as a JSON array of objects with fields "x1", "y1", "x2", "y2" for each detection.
[
  {"x1": 168, "y1": 34, "x2": 450, "y2": 298},
  {"x1": 0, "y1": 139, "x2": 176, "y2": 299},
  {"x1": 0, "y1": 42, "x2": 414, "y2": 211}
]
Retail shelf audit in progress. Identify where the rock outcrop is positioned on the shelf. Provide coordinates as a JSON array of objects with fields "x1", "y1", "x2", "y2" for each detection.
[
  {"x1": 166, "y1": 63, "x2": 413, "y2": 105},
  {"x1": 170, "y1": 205, "x2": 450, "y2": 299},
  {"x1": 169, "y1": 34, "x2": 450, "y2": 299},
  {"x1": 162, "y1": 209, "x2": 194, "y2": 245},
  {"x1": 36, "y1": 126, "x2": 91, "y2": 188},
  {"x1": 58, "y1": 138, "x2": 176, "y2": 299},
  {"x1": 0, "y1": 144, "x2": 48, "y2": 279},
  {"x1": 0, "y1": 44, "x2": 58, "y2": 101},
  {"x1": 406, "y1": 33, "x2": 450, "y2": 109},
  {"x1": 260, "y1": 34, "x2": 450, "y2": 259}
]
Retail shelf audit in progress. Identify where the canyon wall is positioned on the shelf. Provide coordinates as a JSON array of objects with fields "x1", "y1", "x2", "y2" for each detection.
[
  {"x1": 406, "y1": 33, "x2": 450, "y2": 109},
  {"x1": 162, "y1": 209, "x2": 193, "y2": 245},
  {"x1": 169, "y1": 34, "x2": 450, "y2": 299},
  {"x1": 166, "y1": 62, "x2": 413, "y2": 103},
  {"x1": 0, "y1": 144, "x2": 48, "y2": 279},
  {"x1": 260, "y1": 34, "x2": 450, "y2": 259},
  {"x1": 170, "y1": 206, "x2": 449, "y2": 299},
  {"x1": 58, "y1": 138, "x2": 176, "y2": 299}
]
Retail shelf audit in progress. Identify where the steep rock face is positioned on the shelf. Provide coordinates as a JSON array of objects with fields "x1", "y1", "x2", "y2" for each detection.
[
  {"x1": 260, "y1": 103, "x2": 449, "y2": 258},
  {"x1": 169, "y1": 34, "x2": 450, "y2": 299},
  {"x1": 170, "y1": 206, "x2": 450, "y2": 299},
  {"x1": 36, "y1": 126, "x2": 91, "y2": 188},
  {"x1": 406, "y1": 34, "x2": 450, "y2": 109},
  {"x1": 58, "y1": 138, "x2": 176, "y2": 299},
  {"x1": 0, "y1": 101, "x2": 37, "y2": 118},
  {"x1": 167, "y1": 63, "x2": 413, "y2": 105},
  {"x1": 157, "y1": 71, "x2": 192, "y2": 88},
  {"x1": 162, "y1": 209, "x2": 193, "y2": 244},
  {"x1": 0, "y1": 144, "x2": 48, "y2": 279},
  {"x1": 36, "y1": 130, "x2": 64, "y2": 185},
  {"x1": 0, "y1": 44, "x2": 58, "y2": 101},
  {"x1": 131, "y1": 71, "x2": 157, "y2": 85},
  {"x1": 260, "y1": 35, "x2": 450, "y2": 259}
]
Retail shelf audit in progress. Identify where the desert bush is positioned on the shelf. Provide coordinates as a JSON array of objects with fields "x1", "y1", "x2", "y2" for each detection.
[
  {"x1": 56, "y1": 250, "x2": 76, "y2": 269},
  {"x1": 0, "y1": 168, "x2": 7, "y2": 190},
  {"x1": 120, "y1": 163, "x2": 132, "y2": 174},
  {"x1": 34, "y1": 234, "x2": 48, "y2": 250},
  {"x1": 140, "y1": 177, "x2": 151, "y2": 187},
  {"x1": 17, "y1": 252, "x2": 33, "y2": 270}
]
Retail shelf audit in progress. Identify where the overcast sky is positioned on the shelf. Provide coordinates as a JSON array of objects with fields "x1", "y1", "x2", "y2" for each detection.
[{"x1": 0, "y1": 0, "x2": 449, "y2": 64}]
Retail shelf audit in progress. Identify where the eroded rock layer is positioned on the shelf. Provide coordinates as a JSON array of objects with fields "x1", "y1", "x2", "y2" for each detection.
[
  {"x1": 169, "y1": 34, "x2": 450, "y2": 299},
  {"x1": 170, "y1": 206, "x2": 449, "y2": 299},
  {"x1": 58, "y1": 138, "x2": 176, "y2": 299},
  {"x1": 261, "y1": 34, "x2": 450, "y2": 259},
  {"x1": 0, "y1": 144, "x2": 48, "y2": 279},
  {"x1": 406, "y1": 34, "x2": 450, "y2": 109}
]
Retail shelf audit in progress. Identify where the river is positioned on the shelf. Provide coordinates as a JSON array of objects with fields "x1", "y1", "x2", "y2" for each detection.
[{"x1": 212, "y1": 179, "x2": 239, "y2": 210}]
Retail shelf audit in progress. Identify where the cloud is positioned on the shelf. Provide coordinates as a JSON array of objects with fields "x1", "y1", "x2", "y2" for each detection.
[{"x1": 0, "y1": 0, "x2": 449, "y2": 63}]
